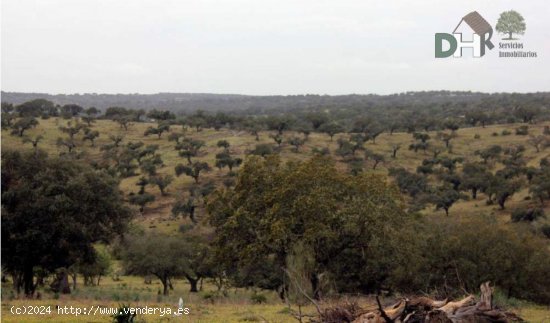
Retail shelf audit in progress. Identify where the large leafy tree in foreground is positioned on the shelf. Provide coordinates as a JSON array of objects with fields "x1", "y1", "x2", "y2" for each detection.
[
  {"x1": 207, "y1": 155, "x2": 413, "y2": 297},
  {"x1": 1, "y1": 150, "x2": 132, "y2": 296}
]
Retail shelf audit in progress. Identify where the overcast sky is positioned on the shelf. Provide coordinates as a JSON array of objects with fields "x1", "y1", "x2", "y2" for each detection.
[{"x1": 1, "y1": 0, "x2": 549, "y2": 95}]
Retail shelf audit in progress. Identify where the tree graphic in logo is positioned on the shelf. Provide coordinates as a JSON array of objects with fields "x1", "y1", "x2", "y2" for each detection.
[{"x1": 496, "y1": 10, "x2": 526, "y2": 40}]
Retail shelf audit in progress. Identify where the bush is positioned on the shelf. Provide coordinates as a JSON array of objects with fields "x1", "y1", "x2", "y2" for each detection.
[
  {"x1": 390, "y1": 216, "x2": 550, "y2": 304},
  {"x1": 474, "y1": 134, "x2": 481, "y2": 139},
  {"x1": 250, "y1": 293, "x2": 267, "y2": 304},
  {"x1": 249, "y1": 144, "x2": 274, "y2": 157},
  {"x1": 312, "y1": 147, "x2": 330, "y2": 156},
  {"x1": 511, "y1": 208, "x2": 545, "y2": 222},
  {"x1": 202, "y1": 291, "x2": 218, "y2": 303},
  {"x1": 515, "y1": 125, "x2": 529, "y2": 135},
  {"x1": 178, "y1": 223, "x2": 194, "y2": 233},
  {"x1": 501, "y1": 129, "x2": 512, "y2": 136}
]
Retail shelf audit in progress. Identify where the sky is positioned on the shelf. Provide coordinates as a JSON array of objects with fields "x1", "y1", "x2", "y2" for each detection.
[{"x1": 1, "y1": 0, "x2": 549, "y2": 95}]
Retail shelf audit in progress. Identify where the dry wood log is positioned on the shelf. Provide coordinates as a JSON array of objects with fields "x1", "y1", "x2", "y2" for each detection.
[
  {"x1": 438, "y1": 295, "x2": 475, "y2": 315},
  {"x1": 352, "y1": 299, "x2": 406, "y2": 323},
  {"x1": 330, "y1": 282, "x2": 523, "y2": 323}
]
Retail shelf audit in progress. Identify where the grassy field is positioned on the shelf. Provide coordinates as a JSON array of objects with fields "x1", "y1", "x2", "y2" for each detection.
[
  {"x1": 2, "y1": 277, "x2": 549, "y2": 322},
  {"x1": 2, "y1": 117, "x2": 550, "y2": 322}
]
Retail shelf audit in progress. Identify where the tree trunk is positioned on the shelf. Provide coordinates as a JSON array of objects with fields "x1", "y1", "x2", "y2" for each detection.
[
  {"x1": 161, "y1": 276, "x2": 169, "y2": 296},
  {"x1": 185, "y1": 275, "x2": 200, "y2": 293},
  {"x1": 13, "y1": 273, "x2": 22, "y2": 295},
  {"x1": 310, "y1": 274, "x2": 320, "y2": 300},
  {"x1": 71, "y1": 273, "x2": 77, "y2": 290},
  {"x1": 23, "y1": 266, "x2": 35, "y2": 296}
]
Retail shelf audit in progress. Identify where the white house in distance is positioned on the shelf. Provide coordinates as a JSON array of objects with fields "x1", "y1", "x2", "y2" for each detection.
[{"x1": 452, "y1": 11, "x2": 494, "y2": 58}]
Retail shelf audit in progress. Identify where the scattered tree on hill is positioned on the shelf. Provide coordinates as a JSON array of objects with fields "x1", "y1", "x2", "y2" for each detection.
[
  {"x1": 22, "y1": 135, "x2": 44, "y2": 150},
  {"x1": 149, "y1": 175, "x2": 173, "y2": 196},
  {"x1": 288, "y1": 136, "x2": 306, "y2": 152},
  {"x1": 460, "y1": 162, "x2": 490, "y2": 199},
  {"x1": 486, "y1": 175, "x2": 521, "y2": 209},
  {"x1": 217, "y1": 140, "x2": 230, "y2": 150},
  {"x1": 319, "y1": 122, "x2": 344, "y2": 141},
  {"x1": 175, "y1": 138, "x2": 205, "y2": 164},
  {"x1": 144, "y1": 122, "x2": 170, "y2": 138},
  {"x1": 391, "y1": 144, "x2": 401, "y2": 158},
  {"x1": 129, "y1": 192, "x2": 156, "y2": 213},
  {"x1": 56, "y1": 137, "x2": 77, "y2": 153},
  {"x1": 475, "y1": 145, "x2": 502, "y2": 164},
  {"x1": 527, "y1": 135, "x2": 548, "y2": 152},
  {"x1": 270, "y1": 133, "x2": 284, "y2": 147},
  {"x1": 437, "y1": 132, "x2": 456, "y2": 148},
  {"x1": 366, "y1": 151, "x2": 385, "y2": 169},
  {"x1": 10, "y1": 117, "x2": 38, "y2": 137},
  {"x1": 249, "y1": 144, "x2": 274, "y2": 157},
  {"x1": 147, "y1": 109, "x2": 176, "y2": 120},
  {"x1": 215, "y1": 152, "x2": 242, "y2": 172},
  {"x1": 114, "y1": 116, "x2": 133, "y2": 131},
  {"x1": 60, "y1": 104, "x2": 84, "y2": 119},
  {"x1": 430, "y1": 186, "x2": 463, "y2": 216},
  {"x1": 175, "y1": 162, "x2": 210, "y2": 183},
  {"x1": 82, "y1": 128, "x2": 100, "y2": 146},
  {"x1": 15, "y1": 99, "x2": 55, "y2": 117},
  {"x1": 172, "y1": 198, "x2": 197, "y2": 223}
]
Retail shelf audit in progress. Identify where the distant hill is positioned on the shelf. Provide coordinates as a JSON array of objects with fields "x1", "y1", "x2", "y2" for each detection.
[{"x1": 1, "y1": 91, "x2": 521, "y2": 114}]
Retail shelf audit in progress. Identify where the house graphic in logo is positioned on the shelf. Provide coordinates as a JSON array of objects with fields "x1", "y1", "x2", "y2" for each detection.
[{"x1": 435, "y1": 11, "x2": 495, "y2": 58}]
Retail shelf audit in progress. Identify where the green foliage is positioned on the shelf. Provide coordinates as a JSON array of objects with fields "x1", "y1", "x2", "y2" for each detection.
[
  {"x1": 175, "y1": 161, "x2": 210, "y2": 183},
  {"x1": 287, "y1": 136, "x2": 305, "y2": 152},
  {"x1": 128, "y1": 193, "x2": 155, "y2": 213},
  {"x1": 172, "y1": 197, "x2": 197, "y2": 223},
  {"x1": 175, "y1": 138, "x2": 205, "y2": 164},
  {"x1": 1, "y1": 149, "x2": 132, "y2": 296},
  {"x1": 250, "y1": 293, "x2": 267, "y2": 304},
  {"x1": 143, "y1": 122, "x2": 170, "y2": 138},
  {"x1": 79, "y1": 247, "x2": 112, "y2": 286},
  {"x1": 15, "y1": 99, "x2": 55, "y2": 117},
  {"x1": 319, "y1": 122, "x2": 344, "y2": 141},
  {"x1": 409, "y1": 216, "x2": 550, "y2": 303},
  {"x1": 208, "y1": 155, "x2": 410, "y2": 294},
  {"x1": 249, "y1": 143, "x2": 274, "y2": 157},
  {"x1": 10, "y1": 117, "x2": 39, "y2": 137},
  {"x1": 430, "y1": 186, "x2": 463, "y2": 216},
  {"x1": 511, "y1": 208, "x2": 545, "y2": 222},
  {"x1": 149, "y1": 174, "x2": 173, "y2": 195},
  {"x1": 122, "y1": 232, "x2": 210, "y2": 294},
  {"x1": 215, "y1": 152, "x2": 243, "y2": 171}
]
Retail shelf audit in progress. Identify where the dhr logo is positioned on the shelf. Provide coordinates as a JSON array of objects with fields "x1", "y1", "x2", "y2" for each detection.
[{"x1": 435, "y1": 11, "x2": 495, "y2": 58}]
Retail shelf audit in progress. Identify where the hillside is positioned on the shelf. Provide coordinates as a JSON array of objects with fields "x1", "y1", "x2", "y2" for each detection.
[
  {"x1": 2, "y1": 115, "x2": 550, "y2": 323},
  {"x1": 2, "y1": 117, "x2": 550, "y2": 225}
]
